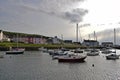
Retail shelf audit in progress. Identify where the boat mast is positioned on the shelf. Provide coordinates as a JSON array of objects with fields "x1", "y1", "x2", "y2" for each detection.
[
  {"x1": 17, "y1": 33, "x2": 18, "y2": 48},
  {"x1": 94, "y1": 31, "x2": 95, "y2": 41},
  {"x1": 93, "y1": 31, "x2": 95, "y2": 49},
  {"x1": 88, "y1": 34, "x2": 91, "y2": 40},
  {"x1": 61, "y1": 34, "x2": 63, "y2": 48},
  {"x1": 114, "y1": 28, "x2": 116, "y2": 53},
  {"x1": 94, "y1": 31, "x2": 97, "y2": 41},
  {"x1": 76, "y1": 23, "x2": 79, "y2": 42}
]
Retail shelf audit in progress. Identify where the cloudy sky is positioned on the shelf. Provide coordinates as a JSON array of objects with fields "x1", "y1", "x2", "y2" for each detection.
[{"x1": 0, "y1": 0, "x2": 120, "y2": 44}]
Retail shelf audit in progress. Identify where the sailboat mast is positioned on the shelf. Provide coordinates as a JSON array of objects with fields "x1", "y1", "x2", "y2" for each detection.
[
  {"x1": 17, "y1": 34, "x2": 18, "y2": 48},
  {"x1": 76, "y1": 23, "x2": 79, "y2": 42},
  {"x1": 114, "y1": 28, "x2": 116, "y2": 53},
  {"x1": 94, "y1": 31, "x2": 97, "y2": 41},
  {"x1": 61, "y1": 34, "x2": 63, "y2": 44},
  {"x1": 88, "y1": 34, "x2": 91, "y2": 40},
  {"x1": 94, "y1": 31, "x2": 95, "y2": 41},
  {"x1": 114, "y1": 28, "x2": 116, "y2": 46}
]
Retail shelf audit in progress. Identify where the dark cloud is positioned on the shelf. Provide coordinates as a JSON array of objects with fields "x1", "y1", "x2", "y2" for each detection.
[
  {"x1": 21, "y1": 0, "x2": 85, "y2": 12},
  {"x1": 62, "y1": 8, "x2": 88, "y2": 23},
  {"x1": 16, "y1": 0, "x2": 88, "y2": 23}
]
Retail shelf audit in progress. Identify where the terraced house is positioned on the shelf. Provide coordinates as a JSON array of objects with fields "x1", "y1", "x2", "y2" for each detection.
[{"x1": 0, "y1": 30, "x2": 62, "y2": 44}]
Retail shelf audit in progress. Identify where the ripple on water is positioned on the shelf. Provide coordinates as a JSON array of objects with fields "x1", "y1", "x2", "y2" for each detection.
[{"x1": 0, "y1": 51, "x2": 120, "y2": 80}]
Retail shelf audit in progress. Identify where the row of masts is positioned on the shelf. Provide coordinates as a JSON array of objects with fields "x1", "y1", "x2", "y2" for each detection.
[
  {"x1": 76, "y1": 23, "x2": 117, "y2": 46},
  {"x1": 76, "y1": 23, "x2": 97, "y2": 43}
]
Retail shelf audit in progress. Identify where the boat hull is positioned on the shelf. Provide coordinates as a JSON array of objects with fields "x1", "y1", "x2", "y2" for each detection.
[
  {"x1": 58, "y1": 56, "x2": 86, "y2": 62},
  {"x1": 87, "y1": 52, "x2": 99, "y2": 56},
  {"x1": 6, "y1": 51, "x2": 24, "y2": 54},
  {"x1": 106, "y1": 54, "x2": 119, "y2": 60},
  {"x1": 106, "y1": 56, "x2": 119, "y2": 60}
]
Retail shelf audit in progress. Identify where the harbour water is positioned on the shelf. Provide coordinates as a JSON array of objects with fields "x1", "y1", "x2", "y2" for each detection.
[{"x1": 0, "y1": 50, "x2": 120, "y2": 80}]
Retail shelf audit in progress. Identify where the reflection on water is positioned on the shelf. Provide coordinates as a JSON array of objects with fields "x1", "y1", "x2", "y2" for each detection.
[{"x1": 0, "y1": 50, "x2": 120, "y2": 80}]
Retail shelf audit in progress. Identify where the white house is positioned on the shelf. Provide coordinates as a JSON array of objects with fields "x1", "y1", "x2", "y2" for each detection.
[
  {"x1": 52, "y1": 36, "x2": 61, "y2": 44},
  {"x1": 0, "y1": 30, "x2": 3, "y2": 41}
]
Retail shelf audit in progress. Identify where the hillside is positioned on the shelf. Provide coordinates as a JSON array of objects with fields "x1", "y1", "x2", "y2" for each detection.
[{"x1": 3, "y1": 30, "x2": 50, "y2": 39}]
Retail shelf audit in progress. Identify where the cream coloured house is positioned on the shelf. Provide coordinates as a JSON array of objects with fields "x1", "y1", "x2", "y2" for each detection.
[
  {"x1": 0, "y1": 30, "x2": 10, "y2": 42},
  {"x1": 0, "y1": 30, "x2": 3, "y2": 41}
]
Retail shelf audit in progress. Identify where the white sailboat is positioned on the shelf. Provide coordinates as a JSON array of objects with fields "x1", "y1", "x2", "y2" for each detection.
[
  {"x1": 58, "y1": 23, "x2": 87, "y2": 62},
  {"x1": 87, "y1": 31, "x2": 99, "y2": 56},
  {"x1": 6, "y1": 34, "x2": 24, "y2": 54},
  {"x1": 106, "y1": 28, "x2": 119, "y2": 60}
]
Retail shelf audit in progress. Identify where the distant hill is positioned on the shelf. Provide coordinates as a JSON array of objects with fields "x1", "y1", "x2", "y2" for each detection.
[{"x1": 3, "y1": 30, "x2": 50, "y2": 39}]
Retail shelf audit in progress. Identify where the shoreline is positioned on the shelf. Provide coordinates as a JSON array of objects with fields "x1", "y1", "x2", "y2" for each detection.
[
  {"x1": 0, "y1": 42, "x2": 120, "y2": 51},
  {"x1": 1, "y1": 46, "x2": 118, "y2": 51}
]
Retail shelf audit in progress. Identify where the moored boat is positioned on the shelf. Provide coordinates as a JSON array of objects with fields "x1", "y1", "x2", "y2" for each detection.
[
  {"x1": 87, "y1": 49, "x2": 99, "y2": 56},
  {"x1": 6, "y1": 50, "x2": 24, "y2": 54},
  {"x1": 6, "y1": 34, "x2": 25, "y2": 55},
  {"x1": 6, "y1": 48, "x2": 25, "y2": 54},
  {"x1": 52, "y1": 50, "x2": 68, "y2": 59},
  {"x1": 74, "y1": 48, "x2": 84, "y2": 53},
  {"x1": 106, "y1": 53, "x2": 119, "y2": 60},
  {"x1": 101, "y1": 49, "x2": 112, "y2": 54},
  {"x1": 106, "y1": 29, "x2": 119, "y2": 60},
  {"x1": 58, "y1": 55, "x2": 87, "y2": 62},
  {"x1": 101, "y1": 48, "x2": 115, "y2": 54}
]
